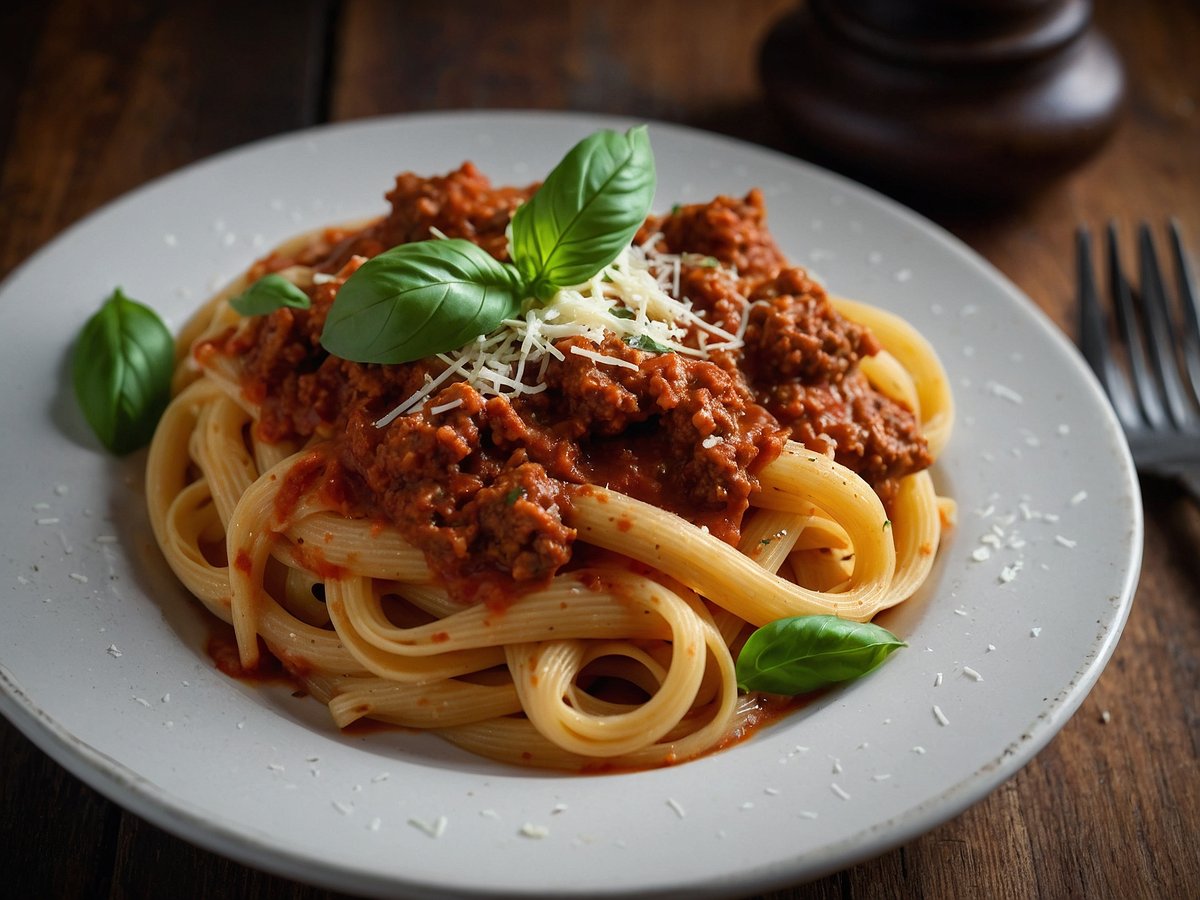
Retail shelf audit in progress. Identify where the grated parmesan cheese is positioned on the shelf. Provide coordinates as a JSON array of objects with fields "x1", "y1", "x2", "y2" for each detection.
[
  {"x1": 428, "y1": 398, "x2": 464, "y2": 416},
  {"x1": 986, "y1": 381, "x2": 1024, "y2": 404},
  {"x1": 569, "y1": 344, "x2": 639, "y2": 371},
  {"x1": 999, "y1": 561, "x2": 1023, "y2": 584},
  {"x1": 373, "y1": 240, "x2": 747, "y2": 427},
  {"x1": 409, "y1": 816, "x2": 448, "y2": 838}
]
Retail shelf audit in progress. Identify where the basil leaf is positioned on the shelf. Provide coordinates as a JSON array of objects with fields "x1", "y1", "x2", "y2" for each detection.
[
  {"x1": 735, "y1": 615, "x2": 905, "y2": 695},
  {"x1": 320, "y1": 238, "x2": 525, "y2": 364},
  {"x1": 609, "y1": 306, "x2": 636, "y2": 319},
  {"x1": 625, "y1": 334, "x2": 674, "y2": 353},
  {"x1": 72, "y1": 288, "x2": 175, "y2": 455},
  {"x1": 230, "y1": 273, "x2": 311, "y2": 316},
  {"x1": 511, "y1": 126, "x2": 656, "y2": 299}
]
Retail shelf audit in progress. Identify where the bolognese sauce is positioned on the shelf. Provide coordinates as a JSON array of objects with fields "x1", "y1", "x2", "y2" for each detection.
[{"x1": 216, "y1": 166, "x2": 931, "y2": 596}]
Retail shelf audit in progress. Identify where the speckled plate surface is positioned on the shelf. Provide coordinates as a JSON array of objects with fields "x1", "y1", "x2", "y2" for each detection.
[{"x1": 0, "y1": 112, "x2": 1141, "y2": 899}]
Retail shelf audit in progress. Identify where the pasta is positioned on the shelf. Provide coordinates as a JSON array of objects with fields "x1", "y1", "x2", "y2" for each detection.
[{"x1": 146, "y1": 160, "x2": 953, "y2": 770}]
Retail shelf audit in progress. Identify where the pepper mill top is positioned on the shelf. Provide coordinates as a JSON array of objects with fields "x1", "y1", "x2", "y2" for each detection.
[{"x1": 760, "y1": 0, "x2": 1125, "y2": 204}]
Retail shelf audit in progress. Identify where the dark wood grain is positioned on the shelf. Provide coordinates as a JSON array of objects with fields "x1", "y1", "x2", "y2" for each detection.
[
  {"x1": 0, "y1": 0, "x2": 332, "y2": 274},
  {"x1": 1, "y1": 1, "x2": 1197, "y2": 897}
]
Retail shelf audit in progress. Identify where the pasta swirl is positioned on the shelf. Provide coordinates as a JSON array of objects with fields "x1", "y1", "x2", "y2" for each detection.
[{"x1": 146, "y1": 172, "x2": 954, "y2": 770}]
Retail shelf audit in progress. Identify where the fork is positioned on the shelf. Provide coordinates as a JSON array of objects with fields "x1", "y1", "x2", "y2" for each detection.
[{"x1": 1077, "y1": 220, "x2": 1200, "y2": 497}]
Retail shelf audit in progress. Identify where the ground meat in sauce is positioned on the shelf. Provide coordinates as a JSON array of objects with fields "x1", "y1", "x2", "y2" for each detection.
[
  {"x1": 322, "y1": 163, "x2": 534, "y2": 272},
  {"x1": 230, "y1": 166, "x2": 535, "y2": 442},
  {"x1": 648, "y1": 195, "x2": 932, "y2": 499},
  {"x1": 742, "y1": 267, "x2": 880, "y2": 384},
  {"x1": 336, "y1": 335, "x2": 784, "y2": 588},
  {"x1": 531, "y1": 334, "x2": 785, "y2": 534},
  {"x1": 343, "y1": 383, "x2": 575, "y2": 584},
  {"x1": 640, "y1": 189, "x2": 786, "y2": 284},
  {"x1": 223, "y1": 170, "x2": 932, "y2": 595},
  {"x1": 236, "y1": 307, "x2": 438, "y2": 444}
]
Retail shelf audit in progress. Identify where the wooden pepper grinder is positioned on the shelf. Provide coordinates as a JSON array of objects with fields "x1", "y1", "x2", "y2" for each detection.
[{"x1": 760, "y1": 0, "x2": 1125, "y2": 203}]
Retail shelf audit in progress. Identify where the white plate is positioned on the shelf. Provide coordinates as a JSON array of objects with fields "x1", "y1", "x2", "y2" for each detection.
[{"x1": 0, "y1": 112, "x2": 1141, "y2": 898}]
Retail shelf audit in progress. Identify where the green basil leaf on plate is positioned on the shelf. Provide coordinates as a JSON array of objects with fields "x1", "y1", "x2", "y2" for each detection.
[
  {"x1": 72, "y1": 287, "x2": 175, "y2": 455},
  {"x1": 320, "y1": 238, "x2": 526, "y2": 364},
  {"x1": 735, "y1": 615, "x2": 905, "y2": 695},
  {"x1": 511, "y1": 126, "x2": 656, "y2": 300},
  {"x1": 230, "y1": 273, "x2": 311, "y2": 316}
]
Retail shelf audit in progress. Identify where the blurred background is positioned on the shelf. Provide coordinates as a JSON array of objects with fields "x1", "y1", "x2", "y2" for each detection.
[{"x1": 0, "y1": 1, "x2": 1196, "y2": 898}]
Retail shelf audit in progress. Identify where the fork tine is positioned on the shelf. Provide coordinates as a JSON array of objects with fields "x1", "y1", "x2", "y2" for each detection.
[
  {"x1": 1136, "y1": 222, "x2": 1195, "y2": 427},
  {"x1": 1169, "y1": 220, "x2": 1200, "y2": 401},
  {"x1": 1077, "y1": 227, "x2": 1140, "y2": 428},
  {"x1": 1107, "y1": 222, "x2": 1165, "y2": 428}
]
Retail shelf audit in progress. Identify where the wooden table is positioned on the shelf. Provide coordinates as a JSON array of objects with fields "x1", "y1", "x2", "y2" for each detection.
[{"x1": 2, "y1": 1, "x2": 1196, "y2": 897}]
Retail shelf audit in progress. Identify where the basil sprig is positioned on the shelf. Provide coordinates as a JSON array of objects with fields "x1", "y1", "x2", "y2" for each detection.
[
  {"x1": 72, "y1": 288, "x2": 175, "y2": 454},
  {"x1": 230, "y1": 273, "x2": 311, "y2": 316},
  {"x1": 320, "y1": 126, "x2": 656, "y2": 364},
  {"x1": 735, "y1": 615, "x2": 905, "y2": 695}
]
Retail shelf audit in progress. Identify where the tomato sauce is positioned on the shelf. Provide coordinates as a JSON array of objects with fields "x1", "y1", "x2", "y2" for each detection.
[{"x1": 206, "y1": 622, "x2": 298, "y2": 686}]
